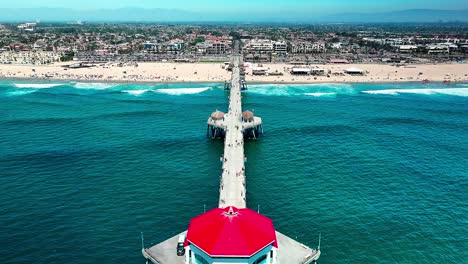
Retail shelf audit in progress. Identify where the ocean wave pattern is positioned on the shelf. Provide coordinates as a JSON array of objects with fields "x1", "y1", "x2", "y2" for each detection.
[
  {"x1": 1, "y1": 82, "x2": 219, "y2": 97},
  {"x1": 154, "y1": 87, "x2": 212, "y2": 95},
  {"x1": 122, "y1": 87, "x2": 213, "y2": 96},
  {"x1": 14, "y1": 83, "x2": 65, "y2": 89},
  {"x1": 5, "y1": 89, "x2": 38, "y2": 96},
  {"x1": 362, "y1": 88, "x2": 468, "y2": 97},
  {"x1": 2, "y1": 81, "x2": 468, "y2": 100},
  {"x1": 247, "y1": 83, "x2": 354, "y2": 96},
  {"x1": 0, "y1": 80, "x2": 467, "y2": 264},
  {"x1": 304, "y1": 92, "x2": 337, "y2": 97},
  {"x1": 121, "y1": 89, "x2": 150, "y2": 96},
  {"x1": 72, "y1": 82, "x2": 117, "y2": 89}
]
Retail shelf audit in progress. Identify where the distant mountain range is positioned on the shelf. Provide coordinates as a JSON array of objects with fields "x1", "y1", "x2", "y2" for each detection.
[
  {"x1": 0, "y1": 8, "x2": 466, "y2": 23},
  {"x1": 0, "y1": 8, "x2": 199, "y2": 23},
  {"x1": 325, "y1": 9, "x2": 468, "y2": 23}
]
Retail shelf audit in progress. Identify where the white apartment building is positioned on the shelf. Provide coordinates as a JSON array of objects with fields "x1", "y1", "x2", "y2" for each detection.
[
  {"x1": 244, "y1": 39, "x2": 274, "y2": 53},
  {"x1": 273, "y1": 41, "x2": 287, "y2": 53},
  {"x1": 291, "y1": 42, "x2": 326, "y2": 53}
]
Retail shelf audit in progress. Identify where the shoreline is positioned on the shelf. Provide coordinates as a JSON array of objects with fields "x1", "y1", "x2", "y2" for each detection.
[
  {"x1": 2, "y1": 76, "x2": 467, "y2": 87},
  {"x1": 1, "y1": 62, "x2": 467, "y2": 85}
]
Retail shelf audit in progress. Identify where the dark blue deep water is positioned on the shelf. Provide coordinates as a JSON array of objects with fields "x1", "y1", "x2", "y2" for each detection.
[{"x1": 0, "y1": 81, "x2": 467, "y2": 263}]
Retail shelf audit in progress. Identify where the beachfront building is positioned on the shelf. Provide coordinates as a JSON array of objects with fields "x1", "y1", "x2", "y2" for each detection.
[
  {"x1": 143, "y1": 39, "x2": 186, "y2": 54},
  {"x1": 183, "y1": 206, "x2": 278, "y2": 264},
  {"x1": 291, "y1": 42, "x2": 326, "y2": 53},
  {"x1": 399, "y1": 45, "x2": 418, "y2": 53},
  {"x1": 211, "y1": 41, "x2": 228, "y2": 54},
  {"x1": 0, "y1": 51, "x2": 63, "y2": 65},
  {"x1": 426, "y1": 43, "x2": 458, "y2": 54},
  {"x1": 291, "y1": 67, "x2": 311, "y2": 75},
  {"x1": 195, "y1": 42, "x2": 211, "y2": 54},
  {"x1": 166, "y1": 39, "x2": 185, "y2": 54},
  {"x1": 196, "y1": 41, "x2": 230, "y2": 54},
  {"x1": 363, "y1": 37, "x2": 410, "y2": 47},
  {"x1": 252, "y1": 67, "x2": 269, "y2": 75},
  {"x1": 426, "y1": 44, "x2": 450, "y2": 54},
  {"x1": 243, "y1": 39, "x2": 274, "y2": 54},
  {"x1": 143, "y1": 42, "x2": 164, "y2": 53},
  {"x1": 344, "y1": 67, "x2": 364, "y2": 75},
  {"x1": 273, "y1": 41, "x2": 288, "y2": 54}
]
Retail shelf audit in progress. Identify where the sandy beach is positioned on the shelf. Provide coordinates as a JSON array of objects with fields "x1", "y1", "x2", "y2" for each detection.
[{"x1": 0, "y1": 61, "x2": 467, "y2": 84}]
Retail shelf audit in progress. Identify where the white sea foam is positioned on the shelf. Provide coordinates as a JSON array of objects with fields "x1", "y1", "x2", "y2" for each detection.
[
  {"x1": 6, "y1": 89, "x2": 38, "y2": 96},
  {"x1": 122, "y1": 89, "x2": 149, "y2": 96},
  {"x1": 304, "y1": 92, "x2": 336, "y2": 97},
  {"x1": 154, "y1": 87, "x2": 211, "y2": 95},
  {"x1": 72, "y1": 82, "x2": 115, "y2": 89},
  {"x1": 247, "y1": 83, "x2": 354, "y2": 96},
  {"x1": 362, "y1": 88, "x2": 468, "y2": 97},
  {"x1": 247, "y1": 86, "x2": 294, "y2": 96},
  {"x1": 14, "y1": 83, "x2": 63, "y2": 89}
]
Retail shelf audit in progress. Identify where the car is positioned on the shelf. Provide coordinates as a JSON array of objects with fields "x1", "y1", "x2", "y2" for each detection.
[{"x1": 176, "y1": 234, "x2": 185, "y2": 256}]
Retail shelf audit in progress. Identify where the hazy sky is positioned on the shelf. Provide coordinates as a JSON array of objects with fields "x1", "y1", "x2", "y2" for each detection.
[{"x1": 4, "y1": 0, "x2": 468, "y2": 14}]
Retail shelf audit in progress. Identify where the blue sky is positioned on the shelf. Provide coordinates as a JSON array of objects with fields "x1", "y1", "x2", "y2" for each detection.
[{"x1": 4, "y1": 0, "x2": 468, "y2": 14}]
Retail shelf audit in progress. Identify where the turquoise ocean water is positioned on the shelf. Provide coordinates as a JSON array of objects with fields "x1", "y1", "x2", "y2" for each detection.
[{"x1": 0, "y1": 80, "x2": 467, "y2": 263}]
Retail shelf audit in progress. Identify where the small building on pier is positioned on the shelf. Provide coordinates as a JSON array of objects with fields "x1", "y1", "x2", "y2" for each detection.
[
  {"x1": 242, "y1": 111, "x2": 254, "y2": 122},
  {"x1": 211, "y1": 111, "x2": 225, "y2": 121},
  {"x1": 183, "y1": 206, "x2": 278, "y2": 264},
  {"x1": 207, "y1": 110, "x2": 226, "y2": 138}
]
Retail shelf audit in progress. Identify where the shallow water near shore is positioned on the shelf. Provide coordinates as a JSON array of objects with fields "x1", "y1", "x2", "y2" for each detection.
[{"x1": 0, "y1": 80, "x2": 467, "y2": 263}]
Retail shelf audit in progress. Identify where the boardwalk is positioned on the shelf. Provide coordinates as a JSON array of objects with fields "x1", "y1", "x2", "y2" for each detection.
[{"x1": 218, "y1": 55, "x2": 246, "y2": 208}]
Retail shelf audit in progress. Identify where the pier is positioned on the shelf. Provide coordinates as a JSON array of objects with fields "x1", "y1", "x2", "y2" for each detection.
[
  {"x1": 218, "y1": 55, "x2": 247, "y2": 208},
  {"x1": 143, "y1": 47, "x2": 320, "y2": 264},
  {"x1": 207, "y1": 57, "x2": 262, "y2": 140}
]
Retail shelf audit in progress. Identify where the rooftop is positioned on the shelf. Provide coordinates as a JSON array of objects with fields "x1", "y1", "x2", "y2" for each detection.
[{"x1": 185, "y1": 206, "x2": 277, "y2": 257}]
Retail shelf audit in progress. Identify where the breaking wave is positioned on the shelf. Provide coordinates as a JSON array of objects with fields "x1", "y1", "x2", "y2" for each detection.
[
  {"x1": 362, "y1": 88, "x2": 468, "y2": 97},
  {"x1": 122, "y1": 89, "x2": 150, "y2": 96},
  {"x1": 154, "y1": 87, "x2": 211, "y2": 95},
  {"x1": 72, "y1": 82, "x2": 116, "y2": 89},
  {"x1": 14, "y1": 83, "x2": 64, "y2": 89},
  {"x1": 247, "y1": 83, "x2": 354, "y2": 97},
  {"x1": 304, "y1": 92, "x2": 337, "y2": 97},
  {"x1": 5, "y1": 89, "x2": 38, "y2": 96}
]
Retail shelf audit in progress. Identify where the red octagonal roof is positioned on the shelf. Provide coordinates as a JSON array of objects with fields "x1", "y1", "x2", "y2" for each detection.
[{"x1": 185, "y1": 206, "x2": 278, "y2": 257}]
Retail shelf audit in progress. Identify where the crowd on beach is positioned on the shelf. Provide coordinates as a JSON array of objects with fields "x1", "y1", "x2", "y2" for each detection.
[{"x1": 0, "y1": 61, "x2": 467, "y2": 83}]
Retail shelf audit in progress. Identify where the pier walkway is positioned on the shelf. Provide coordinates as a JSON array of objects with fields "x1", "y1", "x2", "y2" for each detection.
[
  {"x1": 218, "y1": 55, "x2": 246, "y2": 208},
  {"x1": 143, "y1": 51, "x2": 320, "y2": 264}
]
